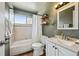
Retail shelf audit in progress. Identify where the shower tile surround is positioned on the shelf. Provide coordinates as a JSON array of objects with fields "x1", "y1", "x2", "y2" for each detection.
[{"x1": 42, "y1": 2, "x2": 79, "y2": 39}]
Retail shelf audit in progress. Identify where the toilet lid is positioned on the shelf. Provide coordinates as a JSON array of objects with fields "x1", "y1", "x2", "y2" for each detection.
[{"x1": 32, "y1": 43, "x2": 43, "y2": 47}]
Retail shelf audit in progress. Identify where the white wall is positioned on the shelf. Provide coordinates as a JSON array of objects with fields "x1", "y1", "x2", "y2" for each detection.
[
  {"x1": 0, "y1": 2, "x2": 5, "y2": 56},
  {"x1": 14, "y1": 24, "x2": 32, "y2": 41}
]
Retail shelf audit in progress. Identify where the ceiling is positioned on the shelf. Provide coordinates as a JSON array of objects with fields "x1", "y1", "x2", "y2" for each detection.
[{"x1": 8, "y1": 2, "x2": 49, "y2": 15}]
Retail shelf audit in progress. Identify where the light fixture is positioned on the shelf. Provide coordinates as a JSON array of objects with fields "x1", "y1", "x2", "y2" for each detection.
[
  {"x1": 54, "y1": 4, "x2": 58, "y2": 9},
  {"x1": 55, "y1": 2, "x2": 69, "y2": 9},
  {"x1": 59, "y1": 2, "x2": 63, "y2": 5}
]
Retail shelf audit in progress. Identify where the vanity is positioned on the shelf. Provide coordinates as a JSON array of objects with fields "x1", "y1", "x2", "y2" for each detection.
[
  {"x1": 46, "y1": 37, "x2": 79, "y2": 56},
  {"x1": 45, "y1": 2, "x2": 79, "y2": 56}
]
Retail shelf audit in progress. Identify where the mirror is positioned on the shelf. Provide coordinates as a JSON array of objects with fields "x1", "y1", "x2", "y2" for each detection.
[
  {"x1": 57, "y1": 3, "x2": 78, "y2": 29},
  {"x1": 59, "y1": 6, "x2": 74, "y2": 28}
]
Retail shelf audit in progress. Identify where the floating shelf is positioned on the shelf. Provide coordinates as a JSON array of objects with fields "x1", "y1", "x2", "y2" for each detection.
[{"x1": 41, "y1": 14, "x2": 49, "y2": 25}]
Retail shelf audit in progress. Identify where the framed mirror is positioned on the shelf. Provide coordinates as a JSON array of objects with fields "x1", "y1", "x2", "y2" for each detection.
[{"x1": 57, "y1": 2, "x2": 78, "y2": 30}]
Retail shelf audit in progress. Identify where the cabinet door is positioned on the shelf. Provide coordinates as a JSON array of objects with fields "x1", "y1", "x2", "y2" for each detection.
[
  {"x1": 46, "y1": 41, "x2": 55, "y2": 56},
  {"x1": 56, "y1": 45, "x2": 76, "y2": 56}
]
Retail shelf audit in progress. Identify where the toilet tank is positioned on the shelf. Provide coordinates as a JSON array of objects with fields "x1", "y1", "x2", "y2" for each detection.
[{"x1": 41, "y1": 36, "x2": 48, "y2": 45}]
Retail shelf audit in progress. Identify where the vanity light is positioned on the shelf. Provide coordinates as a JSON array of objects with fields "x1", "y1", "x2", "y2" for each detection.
[
  {"x1": 59, "y1": 2, "x2": 63, "y2": 5},
  {"x1": 54, "y1": 4, "x2": 58, "y2": 9},
  {"x1": 55, "y1": 2, "x2": 69, "y2": 9}
]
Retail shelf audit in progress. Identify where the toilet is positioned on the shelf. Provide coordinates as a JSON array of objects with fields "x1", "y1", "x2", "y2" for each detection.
[
  {"x1": 32, "y1": 43, "x2": 44, "y2": 56},
  {"x1": 32, "y1": 36, "x2": 48, "y2": 56}
]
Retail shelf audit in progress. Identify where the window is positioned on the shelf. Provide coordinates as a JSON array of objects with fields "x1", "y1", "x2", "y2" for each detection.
[
  {"x1": 15, "y1": 14, "x2": 26, "y2": 24},
  {"x1": 15, "y1": 14, "x2": 32, "y2": 24},
  {"x1": 27, "y1": 17, "x2": 32, "y2": 24}
]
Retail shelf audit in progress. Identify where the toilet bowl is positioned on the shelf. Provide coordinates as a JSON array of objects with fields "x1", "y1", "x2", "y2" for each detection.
[
  {"x1": 32, "y1": 36, "x2": 48, "y2": 56},
  {"x1": 32, "y1": 43, "x2": 44, "y2": 56}
]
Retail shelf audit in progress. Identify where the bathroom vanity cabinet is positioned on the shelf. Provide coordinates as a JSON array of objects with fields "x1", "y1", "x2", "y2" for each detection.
[
  {"x1": 46, "y1": 40, "x2": 76, "y2": 56},
  {"x1": 57, "y1": 2, "x2": 78, "y2": 30},
  {"x1": 46, "y1": 40, "x2": 56, "y2": 56}
]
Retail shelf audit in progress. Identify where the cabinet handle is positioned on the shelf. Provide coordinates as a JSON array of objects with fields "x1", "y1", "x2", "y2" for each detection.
[
  {"x1": 53, "y1": 46, "x2": 55, "y2": 48},
  {"x1": 53, "y1": 46, "x2": 57, "y2": 49},
  {"x1": 55, "y1": 47, "x2": 57, "y2": 49},
  {"x1": 55, "y1": 47, "x2": 59, "y2": 56}
]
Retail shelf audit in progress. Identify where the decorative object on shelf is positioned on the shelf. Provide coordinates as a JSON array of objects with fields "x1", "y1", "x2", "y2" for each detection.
[
  {"x1": 69, "y1": 24, "x2": 73, "y2": 27},
  {"x1": 55, "y1": 2, "x2": 69, "y2": 9},
  {"x1": 41, "y1": 14, "x2": 49, "y2": 25}
]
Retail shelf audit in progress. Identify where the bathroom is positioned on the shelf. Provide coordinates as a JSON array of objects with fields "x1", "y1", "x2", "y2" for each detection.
[
  {"x1": 0, "y1": 2, "x2": 79, "y2": 56},
  {"x1": 2, "y1": 2, "x2": 48, "y2": 56}
]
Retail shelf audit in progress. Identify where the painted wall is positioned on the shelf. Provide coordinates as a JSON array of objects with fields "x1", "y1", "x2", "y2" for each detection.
[
  {"x1": 14, "y1": 9, "x2": 33, "y2": 17},
  {"x1": 5, "y1": 3, "x2": 10, "y2": 56},
  {"x1": 14, "y1": 24, "x2": 32, "y2": 41},
  {"x1": 0, "y1": 2, "x2": 5, "y2": 56},
  {"x1": 42, "y1": 2, "x2": 79, "y2": 38},
  {"x1": 42, "y1": 2, "x2": 58, "y2": 37},
  {"x1": 13, "y1": 10, "x2": 33, "y2": 41}
]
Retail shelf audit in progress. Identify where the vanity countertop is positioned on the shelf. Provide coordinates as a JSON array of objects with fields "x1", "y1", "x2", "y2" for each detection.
[{"x1": 47, "y1": 37, "x2": 79, "y2": 54}]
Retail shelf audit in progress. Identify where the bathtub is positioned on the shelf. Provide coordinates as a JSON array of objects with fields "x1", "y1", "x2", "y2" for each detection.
[{"x1": 10, "y1": 39, "x2": 32, "y2": 56}]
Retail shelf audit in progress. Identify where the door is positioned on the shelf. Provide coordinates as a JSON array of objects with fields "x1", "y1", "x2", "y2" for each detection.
[{"x1": 0, "y1": 2, "x2": 5, "y2": 56}]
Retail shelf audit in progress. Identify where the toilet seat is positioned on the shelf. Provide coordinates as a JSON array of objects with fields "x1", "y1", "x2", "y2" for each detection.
[{"x1": 32, "y1": 43, "x2": 43, "y2": 48}]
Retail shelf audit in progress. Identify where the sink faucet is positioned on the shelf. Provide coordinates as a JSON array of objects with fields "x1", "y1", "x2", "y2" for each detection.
[
  {"x1": 61, "y1": 32, "x2": 67, "y2": 40},
  {"x1": 61, "y1": 32, "x2": 64, "y2": 39}
]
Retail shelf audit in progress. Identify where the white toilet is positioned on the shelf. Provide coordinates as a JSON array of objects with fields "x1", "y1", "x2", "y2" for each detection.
[
  {"x1": 32, "y1": 43, "x2": 44, "y2": 56},
  {"x1": 32, "y1": 36, "x2": 48, "y2": 56}
]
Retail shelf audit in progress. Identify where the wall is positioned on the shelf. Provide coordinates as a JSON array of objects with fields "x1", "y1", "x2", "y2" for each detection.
[
  {"x1": 0, "y1": 2, "x2": 5, "y2": 56},
  {"x1": 42, "y1": 2, "x2": 58, "y2": 37},
  {"x1": 5, "y1": 3, "x2": 11, "y2": 56},
  {"x1": 42, "y1": 2, "x2": 79, "y2": 38},
  {"x1": 14, "y1": 9, "x2": 33, "y2": 17},
  {"x1": 13, "y1": 10, "x2": 32, "y2": 41},
  {"x1": 14, "y1": 24, "x2": 32, "y2": 41}
]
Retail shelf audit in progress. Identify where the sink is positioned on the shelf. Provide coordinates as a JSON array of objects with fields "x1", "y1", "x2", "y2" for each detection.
[
  {"x1": 54, "y1": 35, "x2": 75, "y2": 46},
  {"x1": 57, "y1": 39, "x2": 75, "y2": 46}
]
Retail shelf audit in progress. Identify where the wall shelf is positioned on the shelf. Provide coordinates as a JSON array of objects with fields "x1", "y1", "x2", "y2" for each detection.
[{"x1": 41, "y1": 14, "x2": 49, "y2": 25}]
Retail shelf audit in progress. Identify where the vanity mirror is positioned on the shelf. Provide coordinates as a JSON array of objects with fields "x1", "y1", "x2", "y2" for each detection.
[{"x1": 57, "y1": 2, "x2": 78, "y2": 30}]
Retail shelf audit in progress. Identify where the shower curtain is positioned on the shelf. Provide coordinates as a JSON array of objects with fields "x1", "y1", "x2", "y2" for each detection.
[
  {"x1": 32, "y1": 15, "x2": 42, "y2": 43},
  {"x1": 9, "y1": 8, "x2": 14, "y2": 45}
]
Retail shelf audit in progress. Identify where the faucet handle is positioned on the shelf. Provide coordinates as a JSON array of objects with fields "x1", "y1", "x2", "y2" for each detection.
[{"x1": 66, "y1": 36, "x2": 70, "y2": 40}]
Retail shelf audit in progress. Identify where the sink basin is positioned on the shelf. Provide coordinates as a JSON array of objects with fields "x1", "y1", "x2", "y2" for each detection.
[{"x1": 57, "y1": 39, "x2": 75, "y2": 46}]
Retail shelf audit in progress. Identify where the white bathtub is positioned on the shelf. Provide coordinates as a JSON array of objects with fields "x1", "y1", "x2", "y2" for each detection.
[{"x1": 10, "y1": 39, "x2": 32, "y2": 56}]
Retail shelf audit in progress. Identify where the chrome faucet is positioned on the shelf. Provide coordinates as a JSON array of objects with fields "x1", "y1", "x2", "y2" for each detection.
[
  {"x1": 61, "y1": 32, "x2": 67, "y2": 40},
  {"x1": 61, "y1": 32, "x2": 64, "y2": 39}
]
